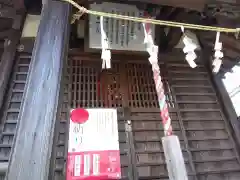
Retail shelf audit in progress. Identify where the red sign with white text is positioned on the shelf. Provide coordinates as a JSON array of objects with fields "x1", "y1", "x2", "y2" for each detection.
[{"x1": 66, "y1": 109, "x2": 121, "y2": 180}]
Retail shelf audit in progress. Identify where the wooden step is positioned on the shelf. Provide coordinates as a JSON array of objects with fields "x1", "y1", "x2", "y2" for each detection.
[
  {"x1": 177, "y1": 101, "x2": 218, "y2": 104},
  {"x1": 172, "y1": 85, "x2": 212, "y2": 88},
  {"x1": 176, "y1": 93, "x2": 215, "y2": 96},
  {"x1": 179, "y1": 109, "x2": 220, "y2": 112}
]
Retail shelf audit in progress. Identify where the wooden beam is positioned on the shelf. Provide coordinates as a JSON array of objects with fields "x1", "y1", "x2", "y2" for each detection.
[
  {"x1": 0, "y1": 13, "x2": 25, "y2": 112},
  {"x1": 5, "y1": 1, "x2": 71, "y2": 179},
  {"x1": 123, "y1": 0, "x2": 206, "y2": 11}
]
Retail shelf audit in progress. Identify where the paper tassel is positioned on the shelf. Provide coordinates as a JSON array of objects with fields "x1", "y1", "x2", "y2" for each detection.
[
  {"x1": 100, "y1": 16, "x2": 111, "y2": 69},
  {"x1": 212, "y1": 32, "x2": 223, "y2": 73},
  {"x1": 182, "y1": 34, "x2": 198, "y2": 68}
]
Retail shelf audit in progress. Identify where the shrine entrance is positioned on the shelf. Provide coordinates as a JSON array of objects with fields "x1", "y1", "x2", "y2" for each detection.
[
  {"x1": 48, "y1": 51, "x2": 240, "y2": 180},
  {"x1": 1, "y1": 0, "x2": 240, "y2": 179},
  {"x1": 0, "y1": 49, "x2": 240, "y2": 179}
]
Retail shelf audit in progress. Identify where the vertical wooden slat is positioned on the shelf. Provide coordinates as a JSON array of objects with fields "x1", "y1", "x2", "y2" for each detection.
[
  {"x1": 5, "y1": 1, "x2": 71, "y2": 179},
  {"x1": 83, "y1": 63, "x2": 86, "y2": 107},
  {"x1": 78, "y1": 60, "x2": 81, "y2": 107},
  {"x1": 91, "y1": 68, "x2": 94, "y2": 107},
  {"x1": 86, "y1": 67, "x2": 89, "y2": 107},
  {"x1": 73, "y1": 59, "x2": 77, "y2": 108},
  {"x1": 119, "y1": 62, "x2": 129, "y2": 107}
]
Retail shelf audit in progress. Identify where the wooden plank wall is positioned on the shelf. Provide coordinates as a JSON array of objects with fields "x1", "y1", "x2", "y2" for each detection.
[{"x1": 0, "y1": 53, "x2": 31, "y2": 179}]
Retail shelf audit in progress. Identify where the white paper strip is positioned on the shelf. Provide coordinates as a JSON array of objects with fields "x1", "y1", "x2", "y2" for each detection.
[{"x1": 100, "y1": 16, "x2": 111, "y2": 69}]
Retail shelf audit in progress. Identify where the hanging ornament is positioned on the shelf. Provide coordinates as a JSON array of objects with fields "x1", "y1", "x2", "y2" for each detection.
[
  {"x1": 181, "y1": 27, "x2": 198, "y2": 68},
  {"x1": 100, "y1": 16, "x2": 111, "y2": 69},
  {"x1": 212, "y1": 32, "x2": 223, "y2": 73},
  {"x1": 142, "y1": 19, "x2": 172, "y2": 136},
  {"x1": 142, "y1": 23, "x2": 158, "y2": 65}
]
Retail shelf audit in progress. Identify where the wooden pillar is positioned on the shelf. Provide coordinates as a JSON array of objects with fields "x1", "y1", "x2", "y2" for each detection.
[
  {"x1": 0, "y1": 13, "x2": 25, "y2": 111},
  {"x1": 5, "y1": 1, "x2": 71, "y2": 179}
]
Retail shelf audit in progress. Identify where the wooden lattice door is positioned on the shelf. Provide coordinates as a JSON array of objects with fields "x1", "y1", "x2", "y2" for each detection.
[{"x1": 50, "y1": 53, "x2": 186, "y2": 180}]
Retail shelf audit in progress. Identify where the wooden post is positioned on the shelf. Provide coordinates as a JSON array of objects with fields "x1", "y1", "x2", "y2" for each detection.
[
  {"x1": 0, "y1": 13, "x2": 25, "y2": 111},
  {"x1": 5, "y1": 1, "x2": 71, "y2": 179},
  {"x1": 162, "y1": 135, "x2": 188, "y2": 180}
]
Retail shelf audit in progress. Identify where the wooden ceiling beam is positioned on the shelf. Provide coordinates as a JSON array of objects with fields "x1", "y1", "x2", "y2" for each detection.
[{"x1": 120, "y1": 0, "x2": 206, "y2": 11}]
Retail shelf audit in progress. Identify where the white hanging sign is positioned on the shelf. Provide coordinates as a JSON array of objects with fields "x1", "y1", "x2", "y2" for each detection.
[
  {"x1": 66, "y1": 108, "x2": 121, "y2": 180},
  {"x1": 89, "y1": 2, "x2": 155, "y2": 52}
]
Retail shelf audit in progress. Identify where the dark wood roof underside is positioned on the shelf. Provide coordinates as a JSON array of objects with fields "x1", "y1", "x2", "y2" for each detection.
[{"x1": 1, "y1": 0, "x2": 240, "y2": 75}]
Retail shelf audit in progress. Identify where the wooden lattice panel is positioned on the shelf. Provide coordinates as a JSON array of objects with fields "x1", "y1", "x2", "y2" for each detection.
[
  {"x1": 54, "y1": 56, "x2": 189, "y2": 180},
  {"x1": 71, "y1": 59, "x2": 123, "y2": 108},
  {"x1": 70, "y1": 58, "x2": 175, "y2": 110},
  {"x1": 0, "y1": 53, "x2": 31, "y2": 178},
  {"x1": 52, "y1": 53, "x2": 240, "y2": 180},
  {"x1": 52, "y1": 58, "x2": 132, "y2": 180},
  {"x1": 126, "y1": 63, "x2": 174, "y2": 109},
  {"x1": 52, "y1": 56, "x2": 71, "y2": 180},
  {"x1": 166, "y1": 57, "x2": 240, "y2": 180}
]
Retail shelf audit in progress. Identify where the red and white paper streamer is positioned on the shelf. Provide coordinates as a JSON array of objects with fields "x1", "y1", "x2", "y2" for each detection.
[{"x1": 142, "y1": 19, "x2": 173, "y2": 136}]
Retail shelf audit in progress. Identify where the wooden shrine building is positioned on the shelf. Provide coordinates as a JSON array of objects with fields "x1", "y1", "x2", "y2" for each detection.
[{"x1": 1, "y1": 0, "x2": 240, "y2": 180}]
